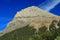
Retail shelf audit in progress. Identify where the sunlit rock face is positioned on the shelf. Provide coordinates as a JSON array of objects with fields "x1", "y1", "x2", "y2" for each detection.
[{"x1": 0, "y1": 6, "x2": 60, "y2": 36}]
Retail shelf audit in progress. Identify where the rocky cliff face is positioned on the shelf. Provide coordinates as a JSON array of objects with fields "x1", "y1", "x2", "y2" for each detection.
[{"x1": 0, "y1": 6, "x2": 60, "y2": 36}]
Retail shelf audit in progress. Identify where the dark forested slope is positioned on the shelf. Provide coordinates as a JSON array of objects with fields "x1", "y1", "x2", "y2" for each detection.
[{"x1": 0, "y1": 20, "x2": 60, "y2": 40}]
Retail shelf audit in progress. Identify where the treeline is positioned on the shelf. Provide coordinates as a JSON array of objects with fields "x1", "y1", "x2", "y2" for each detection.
[{"x1": 0, "y1": 20, "x2": 60, "y2": 40}]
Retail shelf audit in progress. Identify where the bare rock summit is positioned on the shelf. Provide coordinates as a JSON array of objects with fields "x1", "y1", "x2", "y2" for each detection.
[{"x1": 0, "y1": 6, "x2": 60, "y2": 36}]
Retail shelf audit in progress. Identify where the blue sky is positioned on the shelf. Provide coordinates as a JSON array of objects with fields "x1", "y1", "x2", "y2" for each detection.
[{"x1": 0, "y1": 0, "x2": 60, "y2": 31}]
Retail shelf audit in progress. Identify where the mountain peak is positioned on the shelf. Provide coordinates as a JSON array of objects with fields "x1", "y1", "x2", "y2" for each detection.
[
  {"x1": 15, "y1": 6, "x2": 57, "y2": 18},
  {"x1": 0, "y1": 6, "x2": 60, "y2": 36}
]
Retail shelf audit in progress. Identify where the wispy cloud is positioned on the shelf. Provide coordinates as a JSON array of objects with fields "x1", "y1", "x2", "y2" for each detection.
[
  {"x1": 0, "y1": 17, "x2": 12, "y2": 31},
  {"x1": 38, "y1": 0, "x2": 60, "y2": 11}
]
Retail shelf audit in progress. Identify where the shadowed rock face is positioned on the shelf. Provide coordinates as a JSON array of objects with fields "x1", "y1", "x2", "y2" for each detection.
[{"x1": 0, "y1": 6, "x2": 60, "y2": 36}]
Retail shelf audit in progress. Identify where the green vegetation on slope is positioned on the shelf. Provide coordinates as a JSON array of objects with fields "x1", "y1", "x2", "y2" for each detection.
[
  {"x1": 0, "y1": 25, "x2": 36, "y2": 40},
  {"x1": 0, "y1": 20, "x2": 60, "y2": 40}
]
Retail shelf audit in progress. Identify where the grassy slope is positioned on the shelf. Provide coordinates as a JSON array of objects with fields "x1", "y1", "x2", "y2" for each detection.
[
  {"x1": 0, "y1": 25, "x2": 36, "y2": 40},
  {"x1": 0, "y1": 20, "x2": 60, "y2": 40}
]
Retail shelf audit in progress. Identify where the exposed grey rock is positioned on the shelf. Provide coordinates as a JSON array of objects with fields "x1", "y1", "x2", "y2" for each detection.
[{"x1": 0, "y1": 6, "x2": 60, "y2": 36}]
